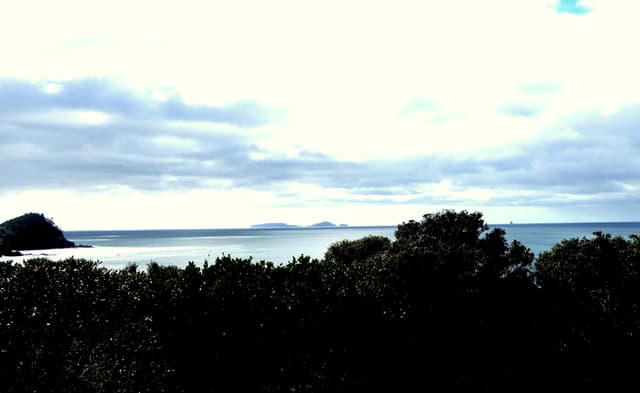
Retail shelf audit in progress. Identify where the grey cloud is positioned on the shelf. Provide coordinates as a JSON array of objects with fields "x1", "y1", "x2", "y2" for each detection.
[
  {"x1": 0, "y1": 104, "x2": 457, "y2": 193},
  {"x1": 159, "y1": 97, "x2": 270, "y2": 127},
  {"x1": 451, "y1": 105, "x2": 640, "y2": 203},
  {"x1": 327, "y1": 104, "x2": 640, "y2": 208},
  {"x1": 343, "y1": 187, "x2": 418, "y2": 197},
  {"x1": 499, "y1": 102, "x2": 543, "y2": 117},
  {"x1": 2, "y1": 78, "x2": 640, "y2": 218},
  {"x1": 0, "y1": 78, "x2": 272, "y2": 126}
]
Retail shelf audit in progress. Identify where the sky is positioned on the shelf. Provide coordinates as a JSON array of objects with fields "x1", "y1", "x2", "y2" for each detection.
[{"x1": 1, "y1": 0, "x2": 640, "y2": 230}]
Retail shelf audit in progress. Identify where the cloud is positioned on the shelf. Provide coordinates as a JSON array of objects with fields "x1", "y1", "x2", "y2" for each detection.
[
  {"x1": 0, "y1": 78, "x2": 275, "y2": 191},
  {"x1": 499, "y1": 102, "x2": 544, "y2": 117},
  {"x1": 2, "y1": 77, "x2": 640, "y2": 219},
  {"x1": 2, "y1": 1, "x2": 640, "y2": 226},
  {"x1": 0, "y1": 78, "x2": 271, "y2": 126}
]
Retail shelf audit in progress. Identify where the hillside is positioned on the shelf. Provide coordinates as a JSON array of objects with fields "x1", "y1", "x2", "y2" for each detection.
[
  {"x1": 0, "y1": 213, "x2": 75, "y2": 256},
  {"x1": 251, "y1": 223, "x2": 301, "y2": 228},
  {"x1": 309, "y1": 221, "x2": 337, "y2": 227}
]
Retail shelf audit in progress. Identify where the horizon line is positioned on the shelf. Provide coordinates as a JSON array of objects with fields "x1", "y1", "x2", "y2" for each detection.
[{"x1": 62, "y1": 220, "x2": 640, "y2": 232}]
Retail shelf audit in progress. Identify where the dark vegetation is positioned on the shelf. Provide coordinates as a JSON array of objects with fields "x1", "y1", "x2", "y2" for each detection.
[
  {"x1": 1, "y1": 210, "x2": 640, "y2": 391},
  {"x1": 0, "y1": 213, "x2": 75, "y2": 256}
]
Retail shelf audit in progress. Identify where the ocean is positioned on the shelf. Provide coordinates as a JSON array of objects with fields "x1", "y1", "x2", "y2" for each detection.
[{"x1": 3, "y1": 223, "x2": 640, "y2": 269}]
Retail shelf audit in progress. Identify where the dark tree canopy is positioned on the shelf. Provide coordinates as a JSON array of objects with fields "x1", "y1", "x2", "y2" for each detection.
[
  {"x1": 324, "y1": 235, "x2": 391, "y2": 265},
  {"x1": 1, "y1": 210, "x2": 639, "y2": 391}
]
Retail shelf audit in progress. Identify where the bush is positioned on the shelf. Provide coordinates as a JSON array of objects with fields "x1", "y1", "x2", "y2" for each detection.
[{"x1": 2, "y1": 211, "x2": 639, "y2": 391}]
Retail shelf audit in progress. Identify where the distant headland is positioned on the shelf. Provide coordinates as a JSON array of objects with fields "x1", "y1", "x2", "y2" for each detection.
[
  {"x1": 250, "y1": 223, "x2": 302, "y2": 229},
  {"x1": 0, "y1": 213, "x2": 84, "y2": 257},
  {"x1": 251, "y1": 221, "x2": 348, "y2": 229}
]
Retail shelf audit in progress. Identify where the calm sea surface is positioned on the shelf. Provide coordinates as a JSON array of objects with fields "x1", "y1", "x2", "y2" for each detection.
[{"x1": 3, "y1": 223, "x2": 640, "y2": 269}]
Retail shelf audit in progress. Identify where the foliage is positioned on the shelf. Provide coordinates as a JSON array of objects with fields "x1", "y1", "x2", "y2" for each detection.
[
  {"x1": 1, "y1": 210, "x2": 639, "y2": 391},
  {"x1": 536, "y1": 232, "x2": 640, "y2": 388}
]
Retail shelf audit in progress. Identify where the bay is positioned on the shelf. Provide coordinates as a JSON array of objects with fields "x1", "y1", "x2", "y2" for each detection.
[
  {"x1": 3, "y1": 223, "x2": 640, "y2": 269},
  {"x1": 10, "y1": 227, "x2": 397, "y2": 269}
]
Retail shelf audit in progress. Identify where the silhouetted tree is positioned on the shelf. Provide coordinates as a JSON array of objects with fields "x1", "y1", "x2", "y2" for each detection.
[{"x1": 535, "y1": 232, "x2": 640, "y2": 389}]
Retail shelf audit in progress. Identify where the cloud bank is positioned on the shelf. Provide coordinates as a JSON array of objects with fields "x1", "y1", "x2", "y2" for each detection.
[{"x1": 2, "y1": 76, "x2": 639, "y2": 225}]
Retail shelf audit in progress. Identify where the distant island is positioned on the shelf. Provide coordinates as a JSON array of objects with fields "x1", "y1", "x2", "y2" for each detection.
[
  {"x1": 309, "y1": 221, "x2": 338, "y2": 227},
  {"x1": 251, "y1": 223, "x2": 302, "y2": 229},
  {"x1": 0, "y1": 213, "x2": 80, "y2": 257},
  {"x1": 251, "y1": 221, "x2": 348, "y2": 229}
]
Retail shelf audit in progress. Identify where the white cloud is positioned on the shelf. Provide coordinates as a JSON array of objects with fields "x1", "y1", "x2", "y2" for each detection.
[{"x1": 8, "y1": 109, "x2": 112, "y2": 126}]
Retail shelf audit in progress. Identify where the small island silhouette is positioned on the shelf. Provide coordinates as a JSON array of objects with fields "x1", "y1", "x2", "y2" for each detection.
[
  {"x1": 0, "y1": 213, "x2": 86, "y2": 257},
  {"x1": 309, "y1": 221, "x2": 338, "y2": 227},
  {"x1": 250, "y1": 223, "x2": 302, "y2": 229},
  {"x1": 251, "y1": 221, "x2": 348, "y2": 229}
]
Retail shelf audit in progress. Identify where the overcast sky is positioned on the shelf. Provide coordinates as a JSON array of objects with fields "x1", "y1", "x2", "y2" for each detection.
[{"x1": 1, "y1": 0, "x2": 639, "y2": 230}]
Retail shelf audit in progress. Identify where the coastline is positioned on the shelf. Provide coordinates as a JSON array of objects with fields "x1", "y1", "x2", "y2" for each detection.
[{"x1": 3, "y1": 222, "x2": 639, "y2": 269}]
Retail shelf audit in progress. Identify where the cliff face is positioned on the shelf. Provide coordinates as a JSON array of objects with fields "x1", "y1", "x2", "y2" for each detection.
[{"x1": 0, "y1": 213, "x2": 75, "y2": 256}]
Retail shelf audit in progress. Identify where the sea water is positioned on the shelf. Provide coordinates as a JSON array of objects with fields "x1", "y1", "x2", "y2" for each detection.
[
  {"x1": 5, "y1": 227, "x2": 397, "y2": 269},
  {"x1": 3, "y1": 223, "x2": 640, "y2": 269}
]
